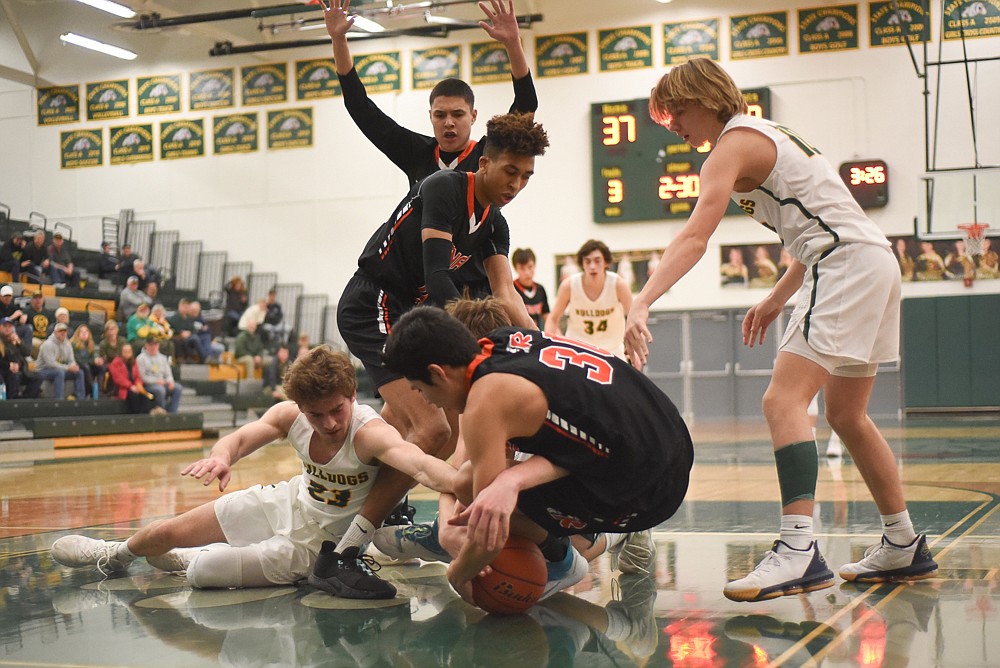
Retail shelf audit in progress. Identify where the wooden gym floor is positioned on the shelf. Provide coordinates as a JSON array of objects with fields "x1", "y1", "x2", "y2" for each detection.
[{"x1": 1, "y1": 413, "x2": 998, "y2": 667}]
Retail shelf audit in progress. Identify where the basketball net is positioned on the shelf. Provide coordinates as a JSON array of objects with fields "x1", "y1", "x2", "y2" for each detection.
[{"x1": 958, "y1": 222, "x2": 989, "y2": 288}]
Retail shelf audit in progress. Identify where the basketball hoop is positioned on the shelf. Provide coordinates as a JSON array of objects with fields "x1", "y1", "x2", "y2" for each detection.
[{"x1": 959, "y1": 222, "x2": 989, "y2": 257}]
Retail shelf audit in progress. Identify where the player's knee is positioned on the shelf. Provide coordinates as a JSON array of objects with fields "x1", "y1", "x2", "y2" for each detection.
[{"x1": 824, "y1": 406, "x2": 865, "y2": 436}]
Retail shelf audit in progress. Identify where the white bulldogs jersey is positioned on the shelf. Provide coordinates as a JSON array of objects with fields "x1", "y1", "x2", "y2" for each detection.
[
  {"x1": 722, "y1": 114, "x2": 889, "y2": 264},
  {"x1": 287, "y1": 402, "x2": 380, "y2": 532},
  {"x1": 566, "y1": 271, "x2": 626, "y2": 357}
]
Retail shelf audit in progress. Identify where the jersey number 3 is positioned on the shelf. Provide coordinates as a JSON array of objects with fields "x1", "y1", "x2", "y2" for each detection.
[{"x1": 538, "y1": 345, "x2": 614, "y2": 384}]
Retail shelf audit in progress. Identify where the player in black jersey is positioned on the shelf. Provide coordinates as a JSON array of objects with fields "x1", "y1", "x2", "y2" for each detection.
[
  {"x1": 381, "y1": 305, "x2": 694, "y2": 602},
  {"x1": 323, "y1": 0, "x2": 537, "y2": 186},
  {"x1": 511, "y1": 247, "x2": 550, "y2": 329},
  {"x1": 330, "y1": 113, "x2": 547, "y2": 582}
]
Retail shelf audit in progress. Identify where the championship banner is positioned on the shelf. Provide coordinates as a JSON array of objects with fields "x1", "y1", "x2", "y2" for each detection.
[
  {"x1": 598, "y1": 26, "x2": 653, "y2": 72},
  {"x1": 241, "y1": 63, "x2": 289, "y2": 106},
  {"x1": 86, "y1": 80, "x2": 129, "y2": 120},
  {"x1": 663, "y1": 19, "x2": 719, "y2": 65},
  {"x1": 213, "y1": 113, "x2": 259, "y2": 155},
  {"x1": 413, "y1": 46, "x2": 461, "y2": 90},
  {"x1": 190, "y1": 68, "x2": 235, "y2": 110},
  {"x1": 296, "y1": 58, "x2": 342, "y2": 100},
  {"x1": 354, "y1": 52, "x2": 401, "y2": 93},
  {"x1": 798, "y1": 5, "x2": 859, "y2": 53},
  {"x1": 109, "y1": 124, "x2": 154, "y2": 165},
  {"x1": 943, "y1": 0, "x2": 1000, "y2": 40},
  {"x1": 160, "y1": 119, "x2": 205, "y2": 160},
  {"x1": 730, "y1": 12, "x2": 789, "y2": 60},
  {"x1": 470, "y1": 41, "x2": 511, "y2": 84},
  {"x1": 869, "y1": 1, "x2": 931, "y2": 46},
  {"x1": 37, "y1": 85, "x2": 80, "y2": 126},
  {"x1": 60, "y1": 129, "x2": 103, "y2": 169},
  {"x1": 136, "y1": 75, "x2": 181, "y2": 115},
  {"x1": 267, "y1": 108, "x2": 313, "y2": 150},
  {"x1": 535, "y1": 32, "x2": 588, "y2": 77}
]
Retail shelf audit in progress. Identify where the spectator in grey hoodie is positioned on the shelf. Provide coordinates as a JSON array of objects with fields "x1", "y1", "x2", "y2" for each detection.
[{"x1": 35, "y1": 322, "x2": 86, "y2": 399}]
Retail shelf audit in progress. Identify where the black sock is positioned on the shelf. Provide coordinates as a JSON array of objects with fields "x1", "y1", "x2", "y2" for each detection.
[{"x1": 539, "y1": 535, "x2": 569, "y2": 562}]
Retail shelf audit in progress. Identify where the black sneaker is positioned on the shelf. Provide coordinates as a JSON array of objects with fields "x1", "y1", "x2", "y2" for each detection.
[
  {"x1": 309, "y1": 542, "x2": 397, "y2": 600},
  {"x1": 383, "y1": 499, "x2": 416, "y2": 527}
]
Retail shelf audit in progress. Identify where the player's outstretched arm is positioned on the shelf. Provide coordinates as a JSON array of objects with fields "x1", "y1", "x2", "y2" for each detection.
[
  {"x1": 322, "y1": 0, "x2": 356, "y2": 76},
  {"x1": 484, "y1": 254, "x2": 535, "y2": 328},
  {"x1": 479, "y1": 0, "x2": 529, "y2": 81},
  {"x1": 356, "y1": 419, "x2": 458, "y2": 494},
  {"x1": 181, "y1": 401, "x2": 297, "y2": 492}
]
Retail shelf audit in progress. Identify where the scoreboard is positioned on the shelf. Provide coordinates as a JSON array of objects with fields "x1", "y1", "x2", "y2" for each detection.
[{"x1": 591, "y1": 88, "x2": 771, "y2": 223}]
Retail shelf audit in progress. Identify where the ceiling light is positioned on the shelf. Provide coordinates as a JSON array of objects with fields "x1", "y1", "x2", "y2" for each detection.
[
  {"x1": 74, "y1": 0, "x2": 136, "y2": 19},
  {"x1": 656, "y1": 0, "x2": 673, "y2": 4},
  {"x1": 352, "y1": 15, "x2": 386, "y2": 32},
  {"x1": 60, "y1": 32, "x2": 137, "y2": 60}
]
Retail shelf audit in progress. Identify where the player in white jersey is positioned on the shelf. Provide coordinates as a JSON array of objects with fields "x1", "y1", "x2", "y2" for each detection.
[
  {"x1": 547, "y1": 239, "x2": 631, "y2": 358},
  {"x1": 626, "y1": 58, "x2": 936, "y2": 602},
  {"x1": 51, "y1": 346, "x2": 457, "y2": 599}
]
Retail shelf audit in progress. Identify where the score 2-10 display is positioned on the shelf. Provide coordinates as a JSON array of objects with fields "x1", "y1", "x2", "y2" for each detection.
[{"x1": 591, "y1": 88, "x2": 770, "y2": 223}]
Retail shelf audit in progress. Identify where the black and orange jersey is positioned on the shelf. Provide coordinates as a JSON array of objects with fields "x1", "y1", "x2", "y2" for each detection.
[
  {"x1": 357, "y1": 170, "x2": 510, "y2": 305},
  {"x1": 468, "y1": 327, "x2": 694, "y2": 508},
  {"x1": 514, "y1": 280, "x2": 549, "y2": 329},
  {"x1": 338, "y1": 67, "x2": 538, "y2": 187}
]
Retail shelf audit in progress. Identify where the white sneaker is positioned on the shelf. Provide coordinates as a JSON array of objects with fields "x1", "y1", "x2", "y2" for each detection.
[
  {"x1": 609, "y1": 529, "x2": 656, "y2": 575},
  {"x1": 826, "y1": 432, "x2": 843, "y2": 458},
  {"x1": 839, "y1": 534, "x2": 938, "y2": 583},
  {"x1": 146, "y1": 547, "x2": 202, "y2": 572},
  {"x1": 51, "y1": 584, "x2": 129, "y2": 614},
  {"x1": 540, "y1": 546, "x2": 589, "y2": 600},
  {"x1": 723, "y1": 540, "x2": 834, "y2": 602},
  {"x1": 372, "y1": 520, "x2": 451, "y2": 563},
  {"x1": 51, "y1": 536, "x2": 134, "y2": 575},
  {"x1": 607, "y1": 573, "x2": 658, "y2": 658}
]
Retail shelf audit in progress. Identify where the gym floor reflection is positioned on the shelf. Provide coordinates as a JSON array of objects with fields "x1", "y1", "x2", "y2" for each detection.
[{"x1": 2, "y1": 415, "x2": 998, "y2": 667}]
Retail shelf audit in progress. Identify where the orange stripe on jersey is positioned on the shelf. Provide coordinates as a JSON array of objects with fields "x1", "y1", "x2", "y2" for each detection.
[
  {"x1": 465, "y1": 337, "x2": 494, "y2": 386},
  {"x1": 543, "y1": 420, "x2": 610, "y2": 459},
  {"x1": 436, "y1": 140, "x2": 478, "y2": 171},
  {"x1": 379, "y1": 206, "x2": 415, "y2": 260},
  {"x1": 466, "y1": 172, "x2": 490, "y2": 226}
]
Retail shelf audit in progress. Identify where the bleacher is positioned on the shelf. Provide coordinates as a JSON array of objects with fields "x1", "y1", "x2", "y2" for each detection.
[{"x1": 1, "y1": 203, "x2": 372, "y2": 465}]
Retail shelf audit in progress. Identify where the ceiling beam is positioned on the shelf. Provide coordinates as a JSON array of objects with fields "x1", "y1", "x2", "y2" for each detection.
[{"x1": 0, "y1": 0, "x2": 41, "y2": 78}]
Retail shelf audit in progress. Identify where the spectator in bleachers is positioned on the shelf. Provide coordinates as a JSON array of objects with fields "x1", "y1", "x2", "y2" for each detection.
[
  {"x1": 263, "y1": 344, "x2": 292, "y2": 401},
  {"x1": 0, "y1": 233, "x2": 29, "y2": 282},
  {"x1": 1, "y1": 284, "x2": 33, "y2": 343},
  {"x1": 262, "y1": 289, "x2": 290, "y2": 349},
  {"x1": 223, "y1": 276, "x2": 248, "y2": 337},
  {"x1": 234, "y1": 318, "x2": 269, "y2": 381},
  {"x1": 97, "y1": 241, "x2": 119, "y2": 280},
  {"x1": 116, "y1": 243, "x2": 137, "y2": 280},
  {"x1": 168, "y1": 299, "x2": 206, "y2": 363},
  {"x1": 188, "y1": 300, "x2": 223, "y2": 364},
  {"x1": 47, "y1": 307, "x2": 70, "y2": 336},
  {"x1": 137, "y1": 337, "x2": 182, "y2": 413},
  {"x1": 47, "y1": 233, "x2": 79, "y2": 288},
  {"x1": 35, "y1": 322, "x2": 86, "y2": 399},
  {"x1": 149, "y1": 304, "x2": 175, "y2": 358},
  {"x1": 109, "y1": 343, "x2": 155, "y2": 414},
  {"x1": 98, "y1": 320, "x2": 127, "y2": 366},
  {"x1": 131, "y1": 259, "x2": 157, "y2": 291},
  {"x1": 238, "y1": 297, "x2": 267, "y2": 332},
  {"x1": 71, "y1": 324, "x2": 106, "y2": 398},
  {"x1": 1, "y1": 316, "x2": 41, "y2": 398},
  {"x1": 126, "y1": 303, "x2": 154, "y2": 353},
  {"x1": 22, "y1": 230, "x2": 50, "y2": 284},
  {"x1": 118, "y1": 275, "x2": 152, "y2": 321},
  {"x1": 144, "y1": 279, "x2": 159, "y2": 303},
  {"x1": 295, "y1": 333, "x2": 310, "y2": 359},
  {"x1": 25, "y1": 291, "x2": 54, "y2": 357}
]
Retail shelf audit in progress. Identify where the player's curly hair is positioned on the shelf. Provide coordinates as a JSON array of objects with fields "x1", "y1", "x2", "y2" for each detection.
[
  {"x1": 446, "y1": 297, "x2": 512, "y2": 338},
  {"x1": 576, "y1": 239, "x2": 612, "y2": 267},
  {"x1": 649, "y1": 58, "x2": 748, "y2": 127},
  {"x1": 283, "y1": 344, "x2": 357, "y2": 405},
  {"x1": 484, "y1": 112, "x2": 549, "y2": 159}
]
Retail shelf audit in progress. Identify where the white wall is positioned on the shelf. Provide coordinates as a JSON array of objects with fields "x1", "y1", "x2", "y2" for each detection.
[{"x1": 1, "y1": 0, "x2": 998, "y2": 310}]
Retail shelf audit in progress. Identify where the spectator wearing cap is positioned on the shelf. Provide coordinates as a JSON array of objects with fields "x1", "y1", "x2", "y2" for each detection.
[
  {"x1": 0, "y1": 233, "x2": 29, "y2": 281},
  {"x1": 97, "y1": 241, "x2": 119, "y2": 280},
  {"x1": 118, "y1": 275, "x2": 152, "y2": 321},
  {"x1": 22, "y1": 230, "x2": 50, "y2": 284},
  {"x1": 47, "y1": 306, "x2": 70, "y2": 336},
  {"x1": 1, "y1": 284, "x2": 33, "y2": 343},
  {"x1": 25, "y1": 291, "x2": 54, "y2": 357},
  {"x1": 0, "y1": 316, "x2": 41, "y2": 398},
  {"x1": 35, "y1": 322, "x2": 86, "y2": 399},
  {"x1": 137, "y1": 337, "x2": 182, "y2": 413},
  {"x1": 47, "y1": 232, "x2": 78, "y2": 288}
]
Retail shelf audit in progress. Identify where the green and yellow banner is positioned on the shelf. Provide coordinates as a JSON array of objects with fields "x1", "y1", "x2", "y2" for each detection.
[
  {"x1": 470, "y1": 42, "x2": 511, "y2": 84},
  {"x1": 160, "y1": 119, "x2": 205, "y2": 160},
  {"x1": 242, "y1": 64, "x2": 288, "y2": 106},
  {"x1": 190, "y1": 68, "x2": 235, "y2": 110},
  {"x1": 137, "y1": 75, "x2": 181, "y2": 115},
  {"x1": 798, "y1": 5, "x2": 859, "y2": 53},
  {"x1": 413, "y1": 46, "x2": 461, "y2": 90},
  {"x1": 109, "y1": 124, "x2": 154, "y2": 165},
  {"x1": 60, "y1": 129, "x2": 103, "y2": 169},
  {"x1": 730, "y1": 12, "x2": 789, "y2": 59},
  {"x1": 37, "y1": 85, "x2": 80, "y2": 126},
  {"x1": 663, "y1": 19, "x2": 719, "y2": 65},
  {"x1": 267, "y1": 108, "x2": 313, "y2": 150},
  {"x1": 869, "y1": 1, "x2": 931, "y2": 46},
  {"x1": 598, "y1": 26, "x2": 653, "y2": 72},
  {"x1": 354, "y1": 52, "x2": 401, "y2": 93},
  {"x1": 86, "y1": 80, "x2": 129, "y2": 120},
  {"x1": 213, "y1": 113, "x2": 259, "y2": 155},
  {"x1": 296, "y1": 58, "x2": 341, "y2": 100},
  {"x1": 536, "y1": 33, "x2": 589, "y2": 77}
]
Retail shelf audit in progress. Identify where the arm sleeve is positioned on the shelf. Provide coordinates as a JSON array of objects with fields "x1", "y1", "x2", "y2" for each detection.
[
  {"x1": 422, "y1": 237, "x2": 461, "y2": 306},
  {"x1": 339, "y1": 67, "x2": 436, "y2": 173},
  {"x1": 487, "y1": 214, "x2": 511, "y2": 259},
  {"x1": 509, "y1": 72, "x2": 538, "y2": 114}
]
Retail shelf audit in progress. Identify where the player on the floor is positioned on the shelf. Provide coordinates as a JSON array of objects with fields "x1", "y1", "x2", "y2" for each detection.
[
  {"x1": 323, "y1": 0, "x2": 536, "y2": 186},
  {"x1": 546, "y1": 238, "x2": 632, "y2": 359},
  {"x1": 380, "y1": 304, "x2": 694, "y2": 602},
  {"x1": 50, "y1": 346, "x2": 457, "y2": 599},
  {"x1": 624, "y1": 58, "x2": 938, "y2": 602}
]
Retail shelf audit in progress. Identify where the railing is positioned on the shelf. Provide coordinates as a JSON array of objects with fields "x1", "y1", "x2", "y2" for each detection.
[
  {"x1": 125, "y1": 220, "x2": 155, "y2": 262},
  {"x1": 296, "y1": 294, "x2": 328, "y2": 347},
  {"x1": 53, "y1": 221, "x2": 73, "y2": 241},
  {"x1": 151, "y1": 230, "x2": 179, "y2": 286},
  {"x1": 174, "y1": 241, "x2": 203, "y2": 292},
  {"x1": 0, "y1": 201, "x2": 10, "y2": 220},
  {"x1": 248, "y1": 271, "x2": 277, "y2": 303},
  {"x1": 28, "y1": 211, "x2": 47, "y2": 231},
  {"x1": 274, "y1": 283, "x2": 302, "y2": 332},
  {"x1": 223, "y1": 261, "x2": 252, "y2": 287},
  {"x1": 197, "y1": 251, "x2": 227, "y2": 300}
]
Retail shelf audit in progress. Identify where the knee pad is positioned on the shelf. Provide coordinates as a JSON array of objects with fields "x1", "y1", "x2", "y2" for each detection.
[{"x1": 186, "y1": 545, "x2": 274, "y2": 589}]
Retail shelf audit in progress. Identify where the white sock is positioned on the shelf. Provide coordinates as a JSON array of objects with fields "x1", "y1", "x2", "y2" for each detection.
[
  {"x1": 119, "y1": 540, "x2": 139, "y2": 561},
  {"x1": 604, "y1": 533, "x2": 627, "y2": 552},
  {"x1": 881, "y1": 510, "x2": 917, "y2": 546},
  {"x1": 779, "y1": 515, "x2": 814, "y2": 551},
  {"x1": 335, "y1": 515, "x2": 376, "y2": 554}
]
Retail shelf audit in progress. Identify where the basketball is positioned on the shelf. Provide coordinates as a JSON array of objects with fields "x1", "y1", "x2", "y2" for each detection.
[{"x1": 471, "y1": 535, "x2": 547, "y2": 615}]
